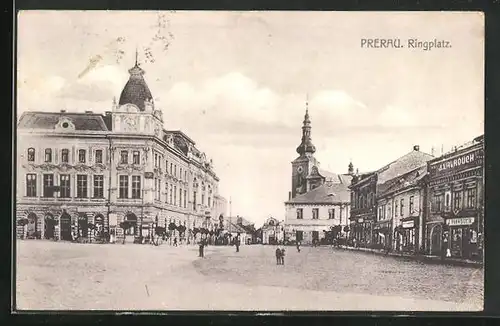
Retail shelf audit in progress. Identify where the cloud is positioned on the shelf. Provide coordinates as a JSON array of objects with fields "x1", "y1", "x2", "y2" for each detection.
[{"x1": 56, "y1": 65, "x2": 128, "y2": 102}]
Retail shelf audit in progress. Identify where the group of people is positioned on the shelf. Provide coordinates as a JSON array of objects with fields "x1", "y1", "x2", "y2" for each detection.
[{"x1": 275, "y1": 241, "x2": 301, "y2": 265}]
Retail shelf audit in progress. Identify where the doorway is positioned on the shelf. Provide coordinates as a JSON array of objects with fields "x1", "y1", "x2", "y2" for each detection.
[
  {"x1": 312, "y1": 231, "x2": 319, "y2": 243},
  {"x1": 44, "y1": 214, "x2": 56, "y2": 239},
  {"x1": 78, "y1": 213, "x2": 88, "y2": 238},
  {"x1": 430, "y1": 224, "x2": 442, "y2": 256},
  {"x1": 27, "y1": 213, "x2": 38, "y2": 239},
  {"x1": 60, "y1": 212, "x2": 72, "y2": 241}
]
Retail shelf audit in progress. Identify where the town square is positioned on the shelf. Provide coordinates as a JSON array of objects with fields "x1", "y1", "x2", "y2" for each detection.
[{"x1": 15, "y1": 11, "x2": 484, "y2": 311}]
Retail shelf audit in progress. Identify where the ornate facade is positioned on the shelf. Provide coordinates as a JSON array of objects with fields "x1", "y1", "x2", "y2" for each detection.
[
  {"x1": 284, "y1": 106, "x2": 352, "y2": 245},
  {"x1": 16, "y1": 61, "x2": 226, "y2": 242}
]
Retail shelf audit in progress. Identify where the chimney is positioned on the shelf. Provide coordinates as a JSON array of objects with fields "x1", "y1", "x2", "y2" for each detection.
[
  {"x1": 288, "y1": 191, "x2": 292, "y2": 200},
  {"x1": 413, "y1": 145, "x2": 420, "y2": 151},
  {"x1": 60, "y1": 110, "x2": 66, "y2": 113},
  {"x1": 85, "y1": 110, "x2": 93, "y2": 114}
]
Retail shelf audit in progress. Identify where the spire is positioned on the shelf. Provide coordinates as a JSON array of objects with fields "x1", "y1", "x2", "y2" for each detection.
[
  {"x1": 135, "y1": 45, "x2": 139, "y2": 66},
  {"x1": 296, "y1": 95, "x2": 316, "y2": 156},
  {"x1": 348, "y1": 161, "x2": 354, "y2": 175}
]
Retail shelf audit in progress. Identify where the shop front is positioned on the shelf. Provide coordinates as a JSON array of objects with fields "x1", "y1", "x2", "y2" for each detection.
[
  {"x1": 399, "y1": 218, "x2": 418, "y2": 253},
  {"x1": 373, "y1": 219, "x2": 392, "y2": 250},
  {"x1": 444, "y1": 216, "x2": 479, "y2": 260}
]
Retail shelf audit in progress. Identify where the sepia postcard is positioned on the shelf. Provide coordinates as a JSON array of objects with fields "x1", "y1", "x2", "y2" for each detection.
[{"x1": 14, "y1": 11, "x2": 484, "y2": 312}]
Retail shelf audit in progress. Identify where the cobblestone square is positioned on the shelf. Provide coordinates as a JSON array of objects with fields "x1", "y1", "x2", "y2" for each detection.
[{"x1": 16, "y1": 241, "x2": 483, "y2": 311}]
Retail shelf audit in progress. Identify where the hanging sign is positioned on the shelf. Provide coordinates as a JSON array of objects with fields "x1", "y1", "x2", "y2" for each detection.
[{"x1": 446, "y1": 217, "x2": 475, "y2": 226}]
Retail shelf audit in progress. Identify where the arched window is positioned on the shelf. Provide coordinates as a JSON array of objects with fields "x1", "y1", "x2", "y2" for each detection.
[
  {"x1": 44, "y1": 149, "x2": 52, "y2": 163},
  {"x1": 27, "y1": 148, "x2": 35, "y2": 162}
]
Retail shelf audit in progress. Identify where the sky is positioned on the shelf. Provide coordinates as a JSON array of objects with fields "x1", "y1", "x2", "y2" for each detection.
[{"x1": 17, "y1": 11, "x2": 484, "y2": 227}]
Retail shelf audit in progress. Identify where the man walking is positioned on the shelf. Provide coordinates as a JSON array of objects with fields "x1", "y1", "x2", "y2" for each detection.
[
  {"x1": 199, "y1": 239, "x2": 205, "y2": 258},
  {"x1": 235, "y1": 233, "x2": 240, "y2": 253},
  {"x1": 296, "y1": 241, "x2": 301, "y2": 253},
  {"x1": 280, "y1": 247, "x2": 286, "y2": 265},
  {"x1": 275, "y1": 247, "x2": 282, "y2": 265}
]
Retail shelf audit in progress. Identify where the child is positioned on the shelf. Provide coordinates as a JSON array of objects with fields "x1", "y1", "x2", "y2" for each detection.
[{"x1": 275, "y1": 247, "x2": 282, "y2": 265}]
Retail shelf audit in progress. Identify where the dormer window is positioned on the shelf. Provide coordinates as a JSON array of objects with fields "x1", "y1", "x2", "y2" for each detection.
[{"x1": 44, "y1": 149, "x2": 52, "y2": 163}]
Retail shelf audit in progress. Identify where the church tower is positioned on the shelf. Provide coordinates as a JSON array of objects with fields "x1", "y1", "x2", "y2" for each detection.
[{"x1": 291, "y1": 99, "x2": 319, "y2": 199}]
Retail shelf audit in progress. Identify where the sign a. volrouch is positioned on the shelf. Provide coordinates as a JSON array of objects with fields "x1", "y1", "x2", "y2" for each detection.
[
  {"x1": 446, "y1": 217, "x2": 474, "y2": 226},
  {"x1": 430, "y1": 149, "x2": 483, "y2": 176}
]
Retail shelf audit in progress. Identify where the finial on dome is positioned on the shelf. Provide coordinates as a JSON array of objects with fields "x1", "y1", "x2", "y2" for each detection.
[{"x1": 135, "y1": 46, "x2": 139, "y2": 66}]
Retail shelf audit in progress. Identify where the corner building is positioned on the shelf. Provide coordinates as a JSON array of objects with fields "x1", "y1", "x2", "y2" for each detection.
[
  {"x1": 425, "y1": 135, "x2": 484, "y2": 260},
  {"x1": 16, "y1": 61, "x2": 226, "y2": 242}
]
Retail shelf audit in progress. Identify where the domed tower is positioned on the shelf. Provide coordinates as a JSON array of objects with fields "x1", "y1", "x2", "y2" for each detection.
[
  {"x1": 118, "y1": 51, "x2": 154, "y2": 112},
  {"x1": 291, "y1": 98, "x2": 319, "y2": 199},
  {"x1": 112, "y1": 51, "x2": 163, "y2": 137}
]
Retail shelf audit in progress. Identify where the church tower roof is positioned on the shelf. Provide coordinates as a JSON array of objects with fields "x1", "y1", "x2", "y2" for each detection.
[
  {"x1": 118, "y1": 49, "x2": 153, "y2": 111},
  {"x1": 296, "y1": 97, "x2": 316, "y2": 156}
]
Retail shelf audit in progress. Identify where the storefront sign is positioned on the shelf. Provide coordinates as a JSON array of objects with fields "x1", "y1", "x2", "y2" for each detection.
[
  {"x1": 429, "y1": 148, "x2": 483, "y2": 177},
  {"x1": 446, "y1": 217, "x2": 475, "y2": 226},
  {"x1": 402, "y1": 221, "x2": 414, "y2": 228}
]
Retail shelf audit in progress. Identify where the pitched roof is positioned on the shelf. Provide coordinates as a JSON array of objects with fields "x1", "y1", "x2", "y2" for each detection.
[
  {"x1": 377, "y1": 165, "x2": 427, "y2": 197},
  {"x1": 286, "y1": 181, "x2": 351, "y2": 204},
  {"x1": 376, "y1": 149, "x2": 433, "y2": 185},
  {"x1": 227, "y1": 222, "x2": 248, "y2": 234},
  {"x1": 17, "y1": 111, "x2": 109, "y2": 131}
]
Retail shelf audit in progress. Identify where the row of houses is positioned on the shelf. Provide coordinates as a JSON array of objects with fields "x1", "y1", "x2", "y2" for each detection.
[{"x1": 349, "y1": 136, "x2": 484, "y2": 261}]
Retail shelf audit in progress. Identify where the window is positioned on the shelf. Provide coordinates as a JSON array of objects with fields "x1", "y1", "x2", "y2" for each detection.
[
  {"x1": 395, "y1": 201, "x2": 398, "y2": 217},
  {"x1": 61, "y1": 149, "x2": 69, "y2": 163},
  {"x1": 133, "y1": 151, "x2": 140, "y2": 164},
  {"x1": 445, "y1": 192, "x2": 451, "y2": 211},
  {"x1": 201, "y1": 193, "x2": 205, "y2": 206},
  {"x1": 184, "y1": 190, "x2": 187, "y2": 208},
  {"x1": 27, "y1": 148, "x2": 35, "y2": 162},
  {"x1": 184, "y1": 170, "x2": 187, "y2": 181},
  {"x1": 433, "y1": 194, "x2": 443, "y2": 212},
  {"x1": 378, "y1": 206, "x2": 383, "y2": 220},
  {"x1": 180, "y1": 168, "x2": 183, "y2": 180},
  {"x1": 165, "y1": 183, "x2": 169, "y2": 203},
  {"x1": 175, "y1": 165, "x2": 177, "y2": 177},
  {"x1": 400, "y1": 199, "x2": 404, "y2": 216},
  {"x1": 170, "y1": 163, "x2": 173, "y2": 174},
  {"x1": 78, "y1": 149, "x2": 86, "y2": 163},
  {"x1": 296, "y1": 208, "x2": 303, "y2": 219},
  {"x1": 120, "y1": 151, "x2": 128, "y2": 164},
  {"x1": 409, "y1": 196, "x2": 415, "y2": 214},
  {"x1": 208, "y1": 196, "x2": 211, "y2": 208},
  {"x1": 193, "y1": 191, "x2": 197, "y2": 210},
  {"x1": 76, "y1": 175, "x2": 88, "y2": 198},
  {"x1": 174, "y1": 186, "x2": 177, "y2": 205},
  {"x1": 154, "y1": 153, "x2": 158, "y2": 168},
  {"x1": 119, "y1": 175, "x2": 128, "y2": 198},
  {"x1": 466, "y1": 188, "x2": 476, "y2": 208},
  {"x1": 26, "y1": 174, "x2": 37, "y2": 197},
  {"x1": 387, "y1": 205, "x2": 392, "y2": 219},
  {"x1": 43, "y1": 174, "x2": 54, "y2": 197},
  {"x1": 60, "y1": 174, "x2": 71, "y2": 198},
  {"x1": 95, "y1": 150, "x2": 103, "y2": 164},
  {"x1": 179, "y1": 188, "x2": 183, "y2": 206},
  {"x1": 328, "y1": 208, "x2": 335, "y2": 219},
  {"x1": 44, "y1": 149, "x2": 52, "y2": 163},
  {"x1": 170, "y1": 185, "x2": 173, "y2": 204},
  {"x1": 93, "y1": 175, "x2": 104, "y2": 198},
  {"x1": 155, "y1": 179, "x2": 161, "y2": 200},
  {"x1": 453, "y1": 191, "x2": 463, "y2": 210}
]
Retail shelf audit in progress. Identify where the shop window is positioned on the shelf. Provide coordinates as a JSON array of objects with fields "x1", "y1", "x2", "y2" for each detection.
[
  {"x1": 296, "y1": 208, "x2": 303, "y2": 219},
  {"x1": 27, "y1": 148, "x2": 35, "y2": 162}
]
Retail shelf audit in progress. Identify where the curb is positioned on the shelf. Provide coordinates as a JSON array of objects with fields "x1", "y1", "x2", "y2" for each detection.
[{"x1": 337, "y1": 246, "x2": 483, "y2": 268}]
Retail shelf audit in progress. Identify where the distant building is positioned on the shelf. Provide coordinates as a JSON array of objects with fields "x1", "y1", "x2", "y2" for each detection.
[
  {"x1": 375, "y1": 165, "x2": 427, "y2": 253},
  {"x1": 349, "y1": 145, "x2": 434, "y2": 248},
  {"x1": 284, "y1": 106, "x2": 352, "y2": 245},
  {"x1": 425, "y1": 135, "x2": 484, "y2": 260},
  {"x1": 16, "y1": 59, "x2": 225, "y2": 242},
  {"x1": 261, "y1": 217, "x2": 284, "y2": 245}
]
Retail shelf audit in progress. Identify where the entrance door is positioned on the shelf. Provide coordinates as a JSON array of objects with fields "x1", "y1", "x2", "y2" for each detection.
[
  {"x1": 430, "y1": 224, "x2": 442, "y2": 255},
  {"x1": 27, "y1": 213, "x2": 38, "y2": 238},
  {"x1": 296, "y1": 230, "x2": 303, "y2": 242},
  {"x1": 78, "y1": 213, "x2": 88, "y2": 238},
  {"x1": 312, "y1": 231, "x2": 319, "y2": 243},
  {"x1": 60, "y1": 212, "x2": 72, "y2": 241},
  {"x1": 44, "y1": 215, "x2": 55, "y2": 239},
  {"x1": 451, "y1": 227, "x2": 463, "y2": 257}
]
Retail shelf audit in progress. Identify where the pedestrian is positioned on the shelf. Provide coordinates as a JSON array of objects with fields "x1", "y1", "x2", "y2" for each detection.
[
  {"x1": 280, "y1": 248, "x2": 286, "y2": 265},
  {"x1": 235, "y1": 234, "x2": 240, "y2": 253},
  {"x1": 199, "y1": 240, "x2": 205, "y2": 258},
  {"x1": 174, "y1": 237, "x2": 178, "y2": 247},
  {"x1": 296, "y1": 241, "x2": 301, "y2": 253},
  {"x1": 275, "y1": 247, "x2": 282, "y2": 265}
]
